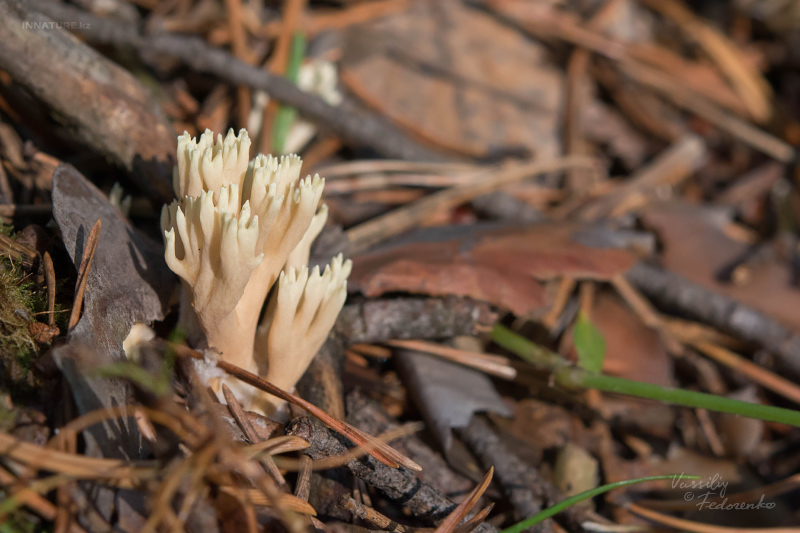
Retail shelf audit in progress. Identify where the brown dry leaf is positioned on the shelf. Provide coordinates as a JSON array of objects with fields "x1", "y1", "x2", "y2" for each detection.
[
  {"x1": 641, "y1": 201, "x2": 800, "y2": 331},
  {"x1": 492, "y1": 400, "x2": 575, "y2": 457},
  {"x1": 350, "y1": 224, "x2": 636, "y2": 315},
  {"x1": 352, "y1": 239, "x2": 547, "y2": 316},
  {"x1": 28, "y1": 322, "x2": 59, "y2": 344},
  {"x1": 341, "y1": 0, "x2": 562, "y2": 158}
]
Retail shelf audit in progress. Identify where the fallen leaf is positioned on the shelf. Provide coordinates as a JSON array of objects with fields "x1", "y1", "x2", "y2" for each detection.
[
  {"x1": 341, "y1": 0, "x2": 562, "y2": 158},
  {"x1": 51, "y1": 164, "x2": 175, "y2": 460},
  {"x1": 350, "y1": 223, "x2": 637, "y2": 315},
  {"x1": 28, "y1": 322, "x2": 59, "y2": 344}
]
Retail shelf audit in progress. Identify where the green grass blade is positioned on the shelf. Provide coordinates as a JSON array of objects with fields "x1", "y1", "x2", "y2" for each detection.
[
  {"x1": 500, "y1": 474, "x2": 698, "y2": 533},
  {"x1": 272, "y1": 32, "x2": 307, "y2": 154}
]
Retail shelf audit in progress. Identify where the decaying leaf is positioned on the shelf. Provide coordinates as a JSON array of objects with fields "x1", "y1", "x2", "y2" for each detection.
[
  {"x1": 341, "y1": 0, "x2": 563, "y2": 158},
  {"x1": 51, "y1": 164, "x2": 175, "y2": 460},
  {"x1": 350, "y1": 224, "x2": 637, "y2": 315},
  {"x1": 396, "y1": 349, "x2": 512, "y2": 452}
]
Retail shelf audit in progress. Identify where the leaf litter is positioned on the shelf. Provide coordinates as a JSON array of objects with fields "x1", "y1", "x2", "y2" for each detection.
[{"x1": 0, "y1": 0, "x2": 799, "y2": 531}]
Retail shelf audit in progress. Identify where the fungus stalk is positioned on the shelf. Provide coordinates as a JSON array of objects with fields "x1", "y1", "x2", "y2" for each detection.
[{"x1": 161, "y1": 128, "x2": 350, "y2": 414}]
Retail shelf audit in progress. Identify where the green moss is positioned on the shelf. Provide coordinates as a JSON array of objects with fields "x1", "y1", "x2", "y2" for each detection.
[
  {"x1": 0, "y1": 264, "x2": 38, "y2": 368},
  {"x1": 0, "y1": 227, "x2": 54, "y2": 386}
]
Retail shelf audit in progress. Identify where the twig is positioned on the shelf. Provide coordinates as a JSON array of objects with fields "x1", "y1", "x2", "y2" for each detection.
[
  {"x1": 345, "y1": 156, "x2": 596, "y2": 253},
  {"x1": 610, "y1": 274, "x2": 684, "y2": 354},
  {"x1": 27, "y1": 0, "x2": 449, "y2": 163},
  {"x1": 0, "y1": 0, "x2": 175, "y2": 204},
  {"x1": 563, "y1": 0, "x2": 623, "y2": 191},
  {"x1": 336, "y1": 297, "x2": 498, "y2": 344},
  {"x1": 223, "y1": 0, "x2": 251, "y2": 128},
  {"x1": 638, "y1": 0, "x2": 771, "y2": 122},
  {"x1": 617, "y1": 60, "x2": 793, "y2": 162},
  {"x1": 274, "y1": 421, "x2": 422, "y2": 471},
  {"x1": 168, "y1": 342, "x2": 420, "y2": 472},
  {"x1": 0, "y1": 464, "x2": 57, "y2": 524},
  {"x1": 626, "y1": 262, "x2": 800, "y2": 378},
  {"x1": 542, "y1": 277, "x2": 576, "y2": 332},
  {"x1": 456, "y1": 416, "x2": 589, "y2": 533},
  {"x1": 433, "y1": 467, "x2": 493, "y2": 533},
  {"x1": 317, "y1": 160, "x2": 476, "y2": 178},
  {"x1": 694, "y1": 407, "x2": 726, "y2": 456},
  {"x1": 221, "y1": 384, "x2": 287, "y2": 488},
  {"x1": 690, "y1": 341, "x2": 800, "y2": 406},
  {"x1": 243, "y1": 436, "x2": 310, "y2": 458},
  {"x1": 478, "y1": 0, "x2": 794, "y2": 163},
  {"x1": 294, "y1": 455, "x2": 312, "y2": 501},
  {"x1": 218, "y1": 487, "x2": 316, "y2": 515},
  {"x1": 0, "y1": 430, "x2": 155, "y2": 481},
  {"x1": 54, "y1": 429, "x2": 77, "y2": 533},
  {"x1": 341, "y1": 495, "x2": 415, "y2": 532},
  {"x1": 260, "y1": 0, "x2": 411, "y2": 39},
  {"x1": 0, "y1": 232, "x2": 39, "y2": 268},
  {"x1": 68, "y1": 219, "x2": 101, "y2": 330},
  {"x1": 43, "y1": 251, "x2": 55, "y2": 327},
  {"x1": 580, "y1": 134, "x2": 707, "y2": 220},
  {"x1": 386, "y1": 340, "x2": 517, "y2": 380},
  {"x1": 286, "y1": 418, "x2": 497, "y2": 531}
]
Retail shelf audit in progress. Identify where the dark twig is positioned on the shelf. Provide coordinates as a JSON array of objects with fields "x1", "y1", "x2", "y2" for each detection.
[
  {"x1": 336, "y1": 297, "x2": 497, "y2": 344},
  {"x1": 456, "y1": 416, "x2": 599, "y2": 533},
  {"x1": 285, "y1": 417, "x2": 497, "y2": 533},
  {"x1": 626, "y1": 262, "x2": 800, "y2": 377},
  {"x1": 346, "y1": 391, "x2": 476, "y2": 499},
  {"x1": 221, "y1": 384, "x2": 287, "y2": 489},
  {"x1": 27, "y1": 0, "x2": 450, "y2": 163},
  {"x1": 340, "y1": 495, "x2": 415, "y2": 532},
  {"x1": 0, "y1": 0, "x2": 175, "y2": 204},
  {"x1": 168, "y1": 341, "x2": 420, "y2": 472}
]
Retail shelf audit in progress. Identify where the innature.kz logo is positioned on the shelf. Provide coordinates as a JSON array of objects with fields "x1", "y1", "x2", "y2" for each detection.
[{"x1": 22, "y1": 21, "x2": 91, "y2": 30}]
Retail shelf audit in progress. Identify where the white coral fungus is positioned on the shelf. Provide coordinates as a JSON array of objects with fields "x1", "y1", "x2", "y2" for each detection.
[{"x1": 161, "y1": 128, "x2": 350, "y2": 414}]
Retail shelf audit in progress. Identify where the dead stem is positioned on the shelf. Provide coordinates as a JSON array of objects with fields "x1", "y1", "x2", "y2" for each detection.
[
  {"x1": 68, "y1": 219, "x2": 101, "y2": 330},
  {"x1": 168, "y1": 340, "x2": 421, "y2": 471}
]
